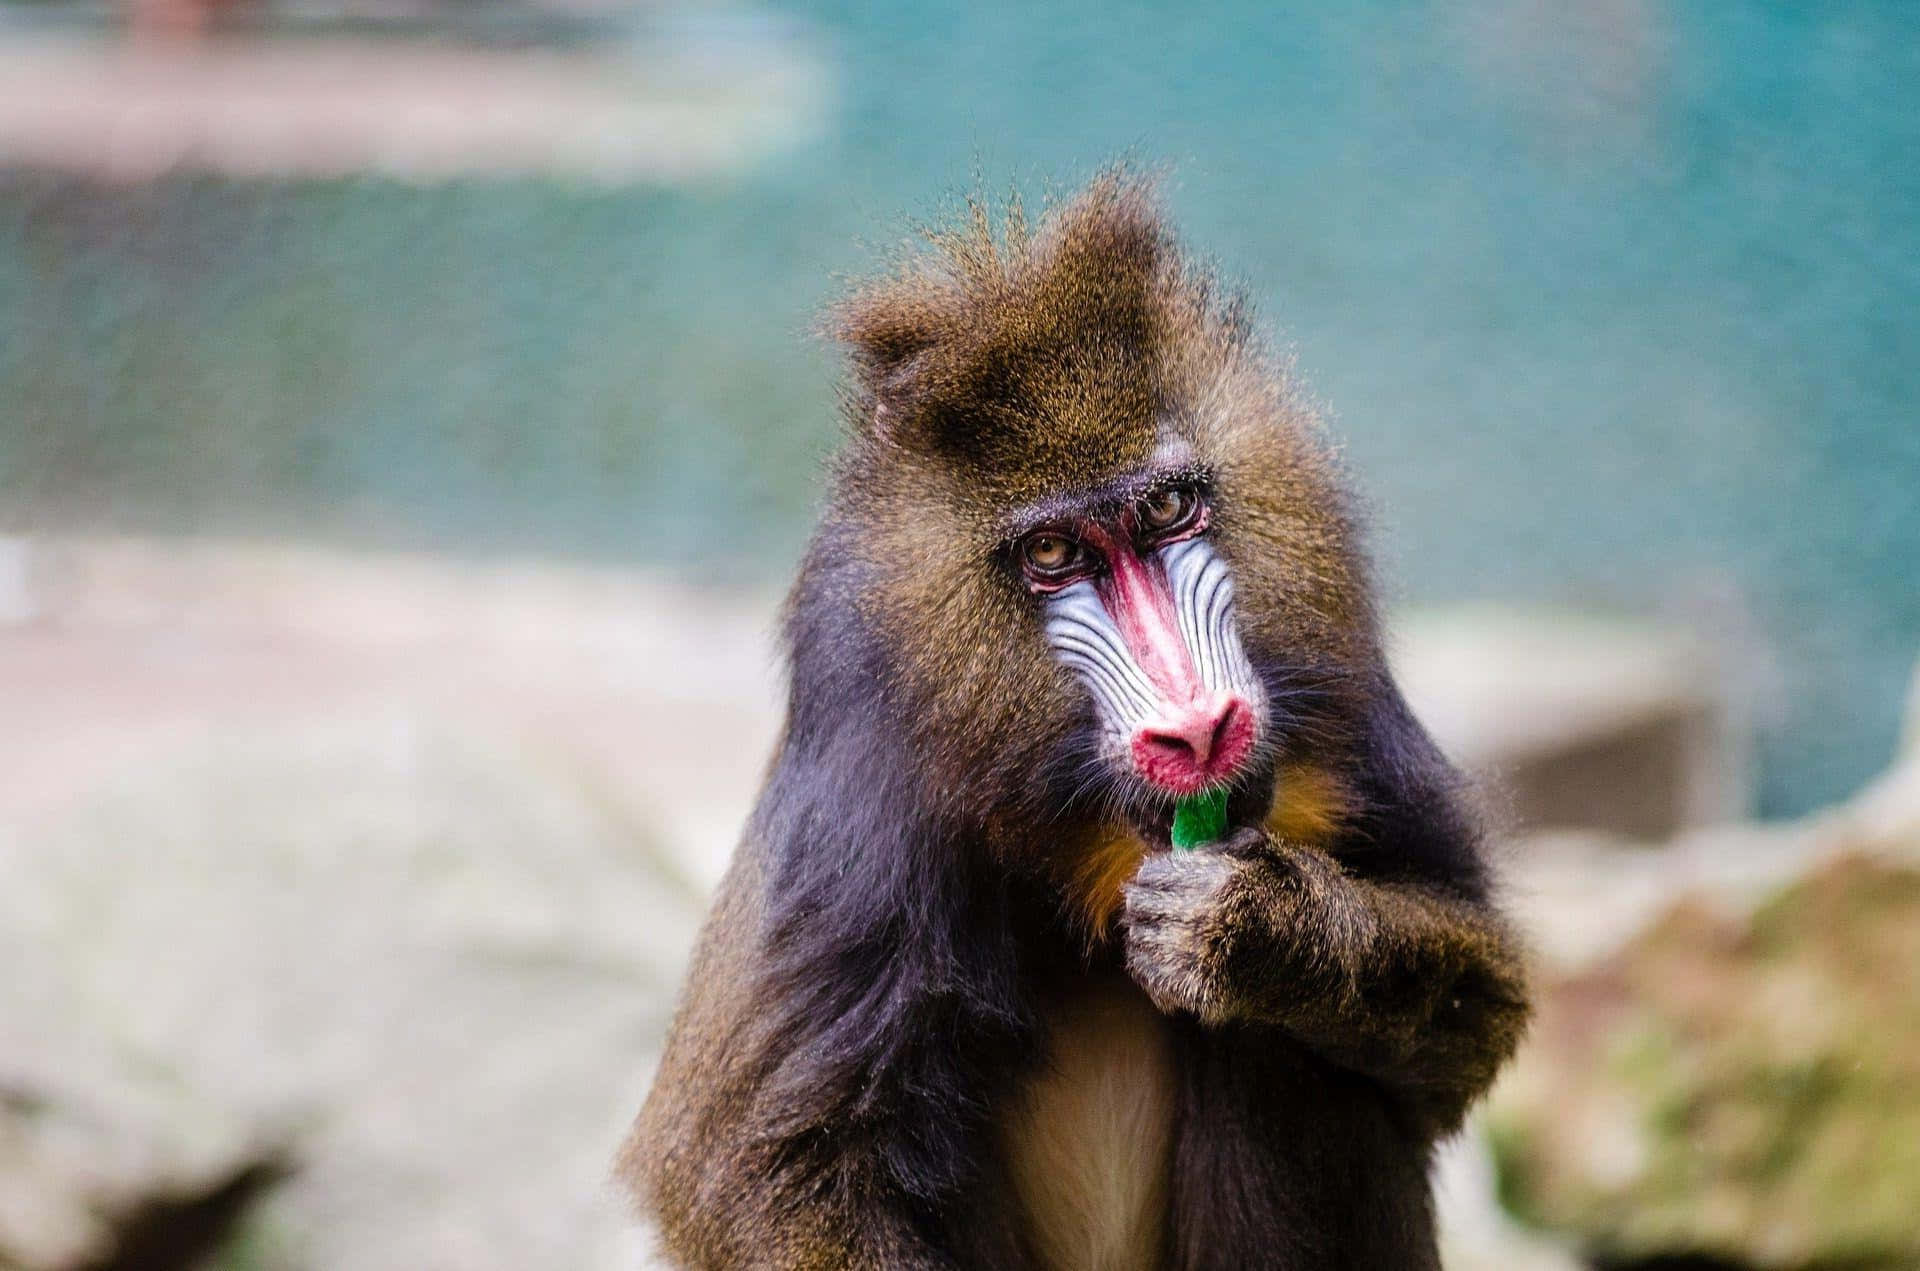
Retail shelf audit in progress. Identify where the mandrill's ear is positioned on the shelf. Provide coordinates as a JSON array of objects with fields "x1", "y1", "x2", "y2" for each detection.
[{"x1": 826, "y1": 284, "x2": 956, "y2": 443}]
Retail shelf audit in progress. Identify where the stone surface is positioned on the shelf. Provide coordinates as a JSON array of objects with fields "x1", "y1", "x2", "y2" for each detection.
[
  {"x1": 0, "y1": 534, "x2": 1897, "y2": 1270},
  {"x1": 1488, "y1": 850, "x2": 1920, "y2": 1269},
  {"x1": 1394, "y1": 606, "x2": 1747, "y2": 840},
  {"x1": 0, "y1": 717, "x2": 700, "y2": 1269},
  {"x1": 0, "y1": 1067, "x2": 268, "y2": 1271},
  {"x1": 0, "y1": 537, "x2": 753, "y2": 1269},
  {"x1": 0, "y1": 537, "x2": 34, "y2": 626},
  {"x1": 1496, "y1": 652, "x2": 1920, "y2": 977},
  {"x1": 1458, "y1": 658, "x2": 1920, "y2": 1269}
]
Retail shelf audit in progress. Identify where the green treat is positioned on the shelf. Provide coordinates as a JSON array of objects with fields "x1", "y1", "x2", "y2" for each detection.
[{"x1": 1171, "y1": 788, "x2": 1229, "y2": 851}]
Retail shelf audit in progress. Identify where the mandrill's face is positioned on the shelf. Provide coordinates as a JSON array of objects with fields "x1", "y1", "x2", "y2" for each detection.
[
  {"x1": 823, "y1": 178, "x2": 1370, "y2": 867},
  {"x1": 1006, "y1": 450, "x2": 1265, "y2": 811}
]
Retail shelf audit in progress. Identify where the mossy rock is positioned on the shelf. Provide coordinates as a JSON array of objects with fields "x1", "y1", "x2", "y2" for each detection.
[{"x1": 1488, "y1": 852, "x2": 1920, "y2": 1269}]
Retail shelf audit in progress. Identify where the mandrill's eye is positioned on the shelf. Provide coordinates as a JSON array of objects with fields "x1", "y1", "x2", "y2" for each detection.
[
  {"x1": 1139, "y1": 486, "x2": 1200, "y2": 535},
  {"x1": 1020, "y1": 532, "x2": 1085, "y2": 584}
]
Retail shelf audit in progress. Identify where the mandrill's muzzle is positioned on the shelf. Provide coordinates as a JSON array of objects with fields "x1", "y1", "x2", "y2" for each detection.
[{"x1": 1043, "y1": 534, "x2": 1263, "y2": 795}]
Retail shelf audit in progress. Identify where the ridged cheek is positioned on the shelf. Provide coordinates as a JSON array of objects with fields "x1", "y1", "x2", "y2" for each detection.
[
  {"x1": 1041, "y1": 539, "x2": 1261, "y2": 736},
  {"x1": 1043, "y1": 581, "x2": 1163, "y2": 732},
  {"x1": 1158, "y1": 537, "x2": 1259, "y2": 701}
]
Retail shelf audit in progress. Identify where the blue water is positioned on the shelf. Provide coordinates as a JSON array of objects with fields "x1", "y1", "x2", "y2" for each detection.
[{"x1": 1, "y1": 1, "x2": 1916, "y2": 815}]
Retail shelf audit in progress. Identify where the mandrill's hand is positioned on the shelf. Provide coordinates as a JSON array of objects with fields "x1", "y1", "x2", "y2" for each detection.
[
  {"x1": 1121, "y1": 825, "x2": 1531, "y2": 1132},
  {"x1": 1120, "y1": 827, "x2": 1280, "y2": 1026}
]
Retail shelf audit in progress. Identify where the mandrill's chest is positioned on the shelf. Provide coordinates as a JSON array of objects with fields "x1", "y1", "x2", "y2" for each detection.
[{"x1": 995, "y1": 975, "x2": 1179, "y2": 1271}]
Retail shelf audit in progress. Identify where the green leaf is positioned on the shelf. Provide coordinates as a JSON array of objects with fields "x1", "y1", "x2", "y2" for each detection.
[{"x1": 1171, "y1": 789, "x2": 1229, "y2": 851}]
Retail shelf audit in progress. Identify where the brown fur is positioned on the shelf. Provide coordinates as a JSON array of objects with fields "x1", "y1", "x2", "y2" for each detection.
[
  {"x1": 624, "y1": 170, "x2": 1528, "y2": 1270},
  {"x1": 1067, "y1": 823, "x2": 1151, "y2": 940},
  {"x1": 1263, "y1": 762, "x2": 1354, "y2": 844}
]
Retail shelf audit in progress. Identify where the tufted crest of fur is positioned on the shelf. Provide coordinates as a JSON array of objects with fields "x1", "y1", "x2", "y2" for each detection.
[{"x1": 831, "y1": 174, "x2": 1223, "y2": 498}]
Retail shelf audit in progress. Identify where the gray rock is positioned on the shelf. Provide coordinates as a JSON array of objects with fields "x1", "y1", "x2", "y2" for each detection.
[
  {"x1": 0, "y1": 536, "x2": 787, "y2": 1269},
  {"x1": 0, "y1": 717, "x2": 698, "y2": 1270},
  {"x1": 0, "y1": 1068, "x2": 270, "y2": 1271},
  {"x1": 0, "y1": 537, "x2": 35, "y2": 626}
]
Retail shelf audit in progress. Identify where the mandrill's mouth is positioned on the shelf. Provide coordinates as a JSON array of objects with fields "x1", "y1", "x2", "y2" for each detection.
[{"x1": 1119, "y1": 749, "x2": 1276, "y2": 854}]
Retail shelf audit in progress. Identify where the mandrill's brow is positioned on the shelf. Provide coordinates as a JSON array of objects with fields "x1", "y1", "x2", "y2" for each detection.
[{"x1": 997, "y1": 462, "x2": 1214, "y2": 541}]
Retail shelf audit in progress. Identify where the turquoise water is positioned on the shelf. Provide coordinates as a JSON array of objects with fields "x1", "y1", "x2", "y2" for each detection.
[{"x1": 2, "y1": 1, "x2": 1916, "y2": 814}]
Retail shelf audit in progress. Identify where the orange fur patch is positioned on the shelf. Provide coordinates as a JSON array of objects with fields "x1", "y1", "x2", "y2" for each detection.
[
  {"x1": 1264, "y1": 763, "x2": 1351, "y2": 845},
  {"x1": 1068, "y1": 764, "x2": 1346, "y2": 938},
  {"x1": 1068, "y1": 824, "x2": 1150, "y2": 940}
]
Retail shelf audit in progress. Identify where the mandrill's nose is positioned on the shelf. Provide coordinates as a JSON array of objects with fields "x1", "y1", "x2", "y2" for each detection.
[{"x1": 1131, "y1": 694, "x2": 1256, "y2": 794}]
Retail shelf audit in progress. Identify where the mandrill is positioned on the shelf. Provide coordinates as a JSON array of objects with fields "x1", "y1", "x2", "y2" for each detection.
[{"x1": 620, "y1": 172, "x2": 1529, "y2": 1270}]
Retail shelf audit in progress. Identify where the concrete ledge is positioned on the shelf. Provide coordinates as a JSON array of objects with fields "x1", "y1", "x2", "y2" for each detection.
[{"x1": 1394, "y1": 606, "x2": 1748, "y2": 840}]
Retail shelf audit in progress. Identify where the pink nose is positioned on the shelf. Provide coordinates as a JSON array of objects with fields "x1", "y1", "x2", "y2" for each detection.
[{"x1": 1131, "y1": 695, "x2": 1255, "y2": 794}]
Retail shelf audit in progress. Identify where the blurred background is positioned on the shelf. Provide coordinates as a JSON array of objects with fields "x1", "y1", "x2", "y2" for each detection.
[{"x1": 1, "y1": 2, "x2": 1916, "y2": 1269}]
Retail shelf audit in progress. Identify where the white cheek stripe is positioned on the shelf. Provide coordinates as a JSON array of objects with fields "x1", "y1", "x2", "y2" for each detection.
[
  {"x1": 1162, "y1": 537, "x2": 1256, "y2": 698},
  {"x1": 1044, "y1": 584, "x2": 1163, "y2": 724},
  {"x1": 1042, "y1": 538, "x2": 1258, "y2": 731}
]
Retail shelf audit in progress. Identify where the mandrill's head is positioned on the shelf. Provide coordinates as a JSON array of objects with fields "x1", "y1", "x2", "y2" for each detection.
[{"x1": 793, "y1": 172, "x2": 1381, "y2": 918}]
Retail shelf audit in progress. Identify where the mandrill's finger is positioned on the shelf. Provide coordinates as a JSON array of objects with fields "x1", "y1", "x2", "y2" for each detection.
[
  {"x1": 1215, "y1": 824, "x2": 1276, "y2": 860},
  {"x1": 1123, "y1": 869, "x2": 1232, "y2": 961},
  {"x1": 1120, "y1": 885, "x2": 1182, "y2": 929},
  {"x1": 1123, "y1": 918, "x2": 1220, "y2": 1021},
  {"x1": 1121, "y1": 870, "x2": 1191, "y2": 921},
  {"x1": 1125, "y1": 851, "x2": 1185, "y2": 892}
]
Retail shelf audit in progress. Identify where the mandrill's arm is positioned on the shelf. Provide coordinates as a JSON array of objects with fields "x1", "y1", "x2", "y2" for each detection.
[
  {"x1": 1121, "y1": 683, "x2": 1529, "y2": 1135},
  {"x1": 1122, "y1": 829, "x2": 1527, "y2": 1133}
]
